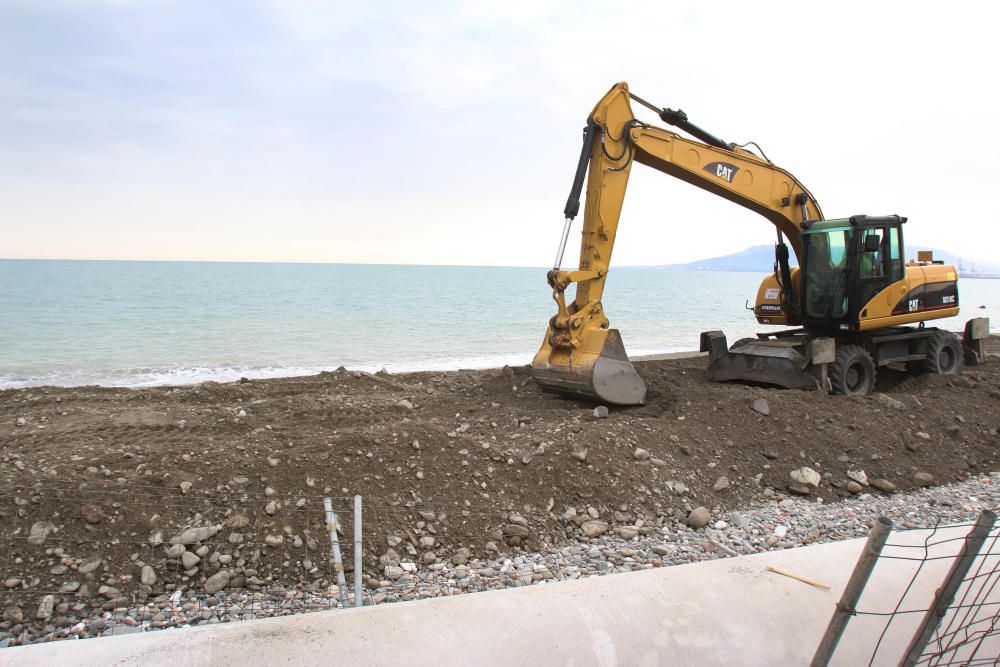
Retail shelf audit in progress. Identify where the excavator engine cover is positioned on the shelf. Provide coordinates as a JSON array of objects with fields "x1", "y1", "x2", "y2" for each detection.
[{"x1": 532, "y1": 329, "x2": 647, "y2": 405}]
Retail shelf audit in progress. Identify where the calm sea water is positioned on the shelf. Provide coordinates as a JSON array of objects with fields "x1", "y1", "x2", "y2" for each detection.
[{"x1": 2, "y1": 259, "x2": 998, "y2": 389}]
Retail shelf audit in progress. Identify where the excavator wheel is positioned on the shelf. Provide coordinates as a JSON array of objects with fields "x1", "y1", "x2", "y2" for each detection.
[
  {"x1": 830, "y1": 345, "x2": 876, "y2": 396},
  {"x1": 923, "y1": 331, "x2": 963, "y2": 375}
]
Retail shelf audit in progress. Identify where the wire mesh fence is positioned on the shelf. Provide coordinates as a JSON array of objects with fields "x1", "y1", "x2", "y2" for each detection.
[{"x1": 813, "y1": 510, "x2": 1000, "y2": 666}]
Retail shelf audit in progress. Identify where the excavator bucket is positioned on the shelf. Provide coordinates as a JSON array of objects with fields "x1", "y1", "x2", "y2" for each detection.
[{"x1": 531, "y1": 329, "x2": 647, "y2": 405}]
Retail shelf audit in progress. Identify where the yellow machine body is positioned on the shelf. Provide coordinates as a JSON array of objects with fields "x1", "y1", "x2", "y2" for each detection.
[{"x1": 531, "y1": 82, "x2": 960, "y2": 404}]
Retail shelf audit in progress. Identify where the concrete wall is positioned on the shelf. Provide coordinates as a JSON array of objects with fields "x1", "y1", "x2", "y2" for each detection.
[{"x1": 2, "y1": 525, "x2": 996, "y2": 666}]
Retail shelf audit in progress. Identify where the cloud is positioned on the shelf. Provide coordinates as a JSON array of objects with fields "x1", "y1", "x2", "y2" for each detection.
[{"x1": 2, "y1": 0, "x2": 999, "y2": 265}]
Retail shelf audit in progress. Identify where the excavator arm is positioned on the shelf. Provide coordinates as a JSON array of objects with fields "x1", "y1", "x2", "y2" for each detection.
[{"x1": 532, "y1": 82, "x2": 824, "y2": 405}]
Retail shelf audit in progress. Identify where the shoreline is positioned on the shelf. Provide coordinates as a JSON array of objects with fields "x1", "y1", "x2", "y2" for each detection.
[{"x1": 0, "y1": 349, "x2": 709, "y2": 391}]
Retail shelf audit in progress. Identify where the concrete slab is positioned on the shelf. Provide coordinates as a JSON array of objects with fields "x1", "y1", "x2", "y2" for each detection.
[{"x1": 2, "y1": 523, "x2": 996, "y2": 666}]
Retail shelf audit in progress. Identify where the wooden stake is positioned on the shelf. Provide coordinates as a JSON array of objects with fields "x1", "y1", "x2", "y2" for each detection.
[{"x1": 767, "y1": 565, "x2": 831, "y2": 590}]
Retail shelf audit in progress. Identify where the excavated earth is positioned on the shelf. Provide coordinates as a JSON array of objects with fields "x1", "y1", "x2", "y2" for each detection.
[{"x1": 0, "y1": 337, "x2": 998, "y2": 643}]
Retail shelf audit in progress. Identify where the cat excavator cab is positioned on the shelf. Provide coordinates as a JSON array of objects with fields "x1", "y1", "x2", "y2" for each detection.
[{"x1": 530, "y1": 82, "x2": 987, "y2": 404}]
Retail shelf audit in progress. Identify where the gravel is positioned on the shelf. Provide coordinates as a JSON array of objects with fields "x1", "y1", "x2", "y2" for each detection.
[{"x1": 4, "y1": 474, "x2": 997, "y2": 647}]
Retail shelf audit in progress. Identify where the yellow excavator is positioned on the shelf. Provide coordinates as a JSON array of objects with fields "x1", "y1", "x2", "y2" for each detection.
[{"x1": 531, "y1": 82, "x2": 989, "y2": 404}]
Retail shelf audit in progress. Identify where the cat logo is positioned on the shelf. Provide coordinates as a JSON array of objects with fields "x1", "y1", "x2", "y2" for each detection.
[{"x1": 703, "y1": 161, "x2": 739, "y2": 184}]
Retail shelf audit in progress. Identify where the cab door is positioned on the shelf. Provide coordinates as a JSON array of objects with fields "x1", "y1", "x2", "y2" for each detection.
[{"x1": 853, "y1": 222, "x2": 903, "y2": 323}]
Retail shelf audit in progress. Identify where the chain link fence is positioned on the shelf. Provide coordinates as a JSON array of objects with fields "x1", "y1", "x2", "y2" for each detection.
[{"x1": 813, "y1": 510, "x2": 1000, "y2": 666}]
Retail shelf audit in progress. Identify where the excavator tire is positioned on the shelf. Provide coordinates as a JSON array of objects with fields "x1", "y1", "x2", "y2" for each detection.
[
  {"x1": 924, "y1": 331, "x2": 963, "y2": 375},
  {"x1": 729, "y1": 337, "x2": 757, "y2": 351},
  {"x1": 830, "y1": 345, "x2": 876, "y2": 396}
]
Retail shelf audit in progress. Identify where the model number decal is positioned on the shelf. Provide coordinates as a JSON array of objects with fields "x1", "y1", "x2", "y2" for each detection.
[
  {"x1": 942, "y1": 295, "x2": 955, "y2": 304},
  {"x1": 703, "y1": 161, "x2": 739, "y2": 184},
  {"x1": 764, "y1": 288, "x2": 780, "y2": 300}
]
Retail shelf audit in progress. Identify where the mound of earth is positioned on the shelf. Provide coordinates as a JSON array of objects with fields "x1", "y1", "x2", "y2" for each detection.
[{"x1": 1, "y1": 337, "x2": 997, "y2": 641}]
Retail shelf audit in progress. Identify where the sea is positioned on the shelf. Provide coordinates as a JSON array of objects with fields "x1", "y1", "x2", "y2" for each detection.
[{"x1": 2, "y1": 259, "x2": 998, "y2": 389}]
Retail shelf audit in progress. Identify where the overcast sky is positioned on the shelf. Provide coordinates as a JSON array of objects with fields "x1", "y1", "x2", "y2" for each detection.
[{"x1": 2, "y1": 1, "x2": 998, "y2": 266}]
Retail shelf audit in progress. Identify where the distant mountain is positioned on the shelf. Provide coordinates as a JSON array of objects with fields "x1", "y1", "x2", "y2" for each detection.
[
  {"x1": 657, "y1": 245, "x2": 795, "y2": 272},
  {"x1": 660, "y1": 245, "x2": 1000, "y2": 277}
]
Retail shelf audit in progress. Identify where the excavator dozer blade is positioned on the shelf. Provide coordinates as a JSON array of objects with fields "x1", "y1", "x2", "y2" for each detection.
[{"x1": 531, "y1": 329, "x2": 647, "y2": 405}]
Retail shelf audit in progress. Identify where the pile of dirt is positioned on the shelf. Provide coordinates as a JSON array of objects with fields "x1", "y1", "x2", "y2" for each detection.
[{"x1": 1, "y1": 338, "x2": 998, "y2": 625}]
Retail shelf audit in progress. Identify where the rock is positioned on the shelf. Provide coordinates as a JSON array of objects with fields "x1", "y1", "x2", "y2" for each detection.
[
  {"x1": 226, "y1": 514, "x2": 250, "y2": 529},
  {"x1": 386, "y1": 535, "x2": 403, "y2": 547},
  {"x1": 664, "y1": 480, "x2": 688, "y2": 495},
  {"x1": 651, "y1": 544, "x2": 673, "y2": 556},
  {"x1": 140, "y1": 566, "x2": 157, "y2": 586},
  {"x1": 615, "y1": 526, "x2": 639, "y2": 540},
  {"x1": 80, "y1": 505, "x2": 105, "y2": 524},
  {"x1": 203, "y1": 570, "x2": 231, "y2": 594},
  {"x1": 384, "y1": 566, "x2": 404, "y2": 580},
  {"x1": 35, "y1": 595, "x2": 54, "y2": 620},
  {"x1": 874, "y1": 393, "x2": 905, "y2": 410},
  {"x1": 169, "y1": 525, "x2": 221, "y2": 545},
  {"x1": 502, "y1": 524, "x2": 530, "y2": 538},
  {"x1": 846, "y1": 481, "x2": 864, "y2": 494},
  {"x1": 686, "y1": 507, "x2": 712, "y2": 529},
  {"x1": 713, "y1": 476, "x2": 730, "y2": 492},
  {"x1": 571, "y1": 448, "x2": 588, "y2": 463},
  {"x1": 165, "y1": 544, "x2": 186, "y2": 558},
  {"x1": 181, "y1": 551, "x2": 201, "y2": 569},
  {"x1": 419, "y1": 536, "x2": 436, "y2": 548},
  {"x1": 507, "y1": 513, "x2": 528, "y2": 527},
  {"x1": 913, "y1": 472, "x2": 935, "y2": 487},
  {"x1": 3, "y1": 605, "x2": 23, "y2": 624},
  {"x1": 847, "y1": 470, "x2": 869, "y2": 486},
  {"x1": 264, "y1": 534, "x2": 284, "y2": 547},
  {"x1": 593, "y1": 406, "x2": 609, "y2": 419},
  {"x1": 871, "y1": 478, "x2": 897, "y2": 493},
  {"x1": 422, "y1": 551, "x2": 437, "y2": 565},
  {"x1": 762, "y1": 448, "x2": 780, "y2": 460},
  {"x1": 633, "y1": 448, "x2": 650, "y2": 461},
  {"x1": 750, "y1": 398, "x2": 770, "y2": 416},
  {"x1": 395, "y1": 399, "x2": 414, "y2": 411},
  {"x1": 790, "y1": 467, "x2": 821, "y2": 488},
  {"x1": 15, "y1": 417, "x2": 27, "y2": 427},
  {"x1": 451, "y1": 548, "x2": 471, "y2": 565},
  {"x1": 788, "y1": 483, "x2": 812, "y2": 496},
  {"x1": 915, "y1": 431, "x2": 932, "y2": 441},
  {"x1": 27, "y1": 521, "x2": 56, "y2": 545},
  {"x1": 78, "y1": 557, "x2": 101, "y2": 574},
  {"x1": 581, "y1": 520, "x2": 610, "y2": 538}
]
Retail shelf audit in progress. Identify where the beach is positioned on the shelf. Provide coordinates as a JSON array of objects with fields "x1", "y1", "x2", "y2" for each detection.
[{"x1": 1, "y1": 339, "x2": 998, "y2": 642}]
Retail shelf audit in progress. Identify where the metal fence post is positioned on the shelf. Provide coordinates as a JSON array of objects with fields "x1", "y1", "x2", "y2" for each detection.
[
  {"x1": 354, "y1": 495, "x2": 363, "y2": 608},
  {"x1": 811, "y1": 517, "x2": 894, "y2": 667},
  {"x1": 898, "y1": 510, "x2": 997, "y2": 667},
  {"x1": 323, "y1": 498, "x2": 348, "y2": 607}
]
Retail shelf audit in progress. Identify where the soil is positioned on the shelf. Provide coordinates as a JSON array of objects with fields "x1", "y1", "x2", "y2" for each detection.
[{"x1": 1, "y1": 338, "x2": 998, "y2": 611}]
